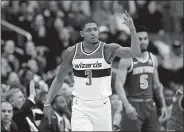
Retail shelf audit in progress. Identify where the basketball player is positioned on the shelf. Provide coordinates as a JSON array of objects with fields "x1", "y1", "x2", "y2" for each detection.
[
  {"x1": 114, "y1": 26, "x2": 167, "y2": 131},
  {"x1": 43, "y1": 11, "x2": 141, "y2": 131},
  {"x1": 166, "y1": 87, "x2": 183, "y2": 131}
]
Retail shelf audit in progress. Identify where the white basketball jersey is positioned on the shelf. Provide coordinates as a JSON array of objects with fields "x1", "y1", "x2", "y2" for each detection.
[{"x1": 72, "y1": 41, "x2": 112, "y2": 100}]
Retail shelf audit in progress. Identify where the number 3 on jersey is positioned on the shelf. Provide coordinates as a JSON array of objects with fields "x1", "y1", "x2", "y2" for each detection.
[
  {"x1": 140, "y1": 74, "x2": 148, "y2": 89},
  {"x1": 85, "y1": 70, "x2": 92, "y2": 85}
]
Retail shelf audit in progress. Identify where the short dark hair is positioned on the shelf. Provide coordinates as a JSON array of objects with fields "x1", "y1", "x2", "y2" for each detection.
[
  {"x1": 135, "y1": 25, "x2": 149, "y2": 33},
  {"x1": 81, "y1": 19, "x2": 98, "y2": 31},
  {"x1": 51, "y1": 94, "x2": 66, "y2": 106}
]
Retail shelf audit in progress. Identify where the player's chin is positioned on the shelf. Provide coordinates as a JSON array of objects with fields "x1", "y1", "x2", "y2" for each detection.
[
  {"x1": 141, "y1": 48, "x2": 147, "y2": 52},
  {"x1": 91, "y1": 39, "x2": 99, "y2": 45}
]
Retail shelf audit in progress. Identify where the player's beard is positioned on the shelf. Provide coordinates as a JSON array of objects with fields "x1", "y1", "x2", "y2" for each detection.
[
  {"x1": 141, "y1": 48, "x2": 147, "y2": 52},
  {"x1": 92, "y1": 40, "x2": 99, "y2": 45},
  {"x1": 141, "y1": 44, "x2": 148, "y2": 52}
]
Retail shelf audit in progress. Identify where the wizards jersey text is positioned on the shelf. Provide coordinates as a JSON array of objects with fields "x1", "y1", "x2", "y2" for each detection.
[
  {"x1": 72, "y1": 41, "x2": 112, "y2": 100},
  {"x1": 125, "y1": 52, "x2": 155, "y2": 99}
]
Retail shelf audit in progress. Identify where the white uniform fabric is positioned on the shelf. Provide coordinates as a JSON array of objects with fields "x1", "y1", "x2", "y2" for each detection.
[
  {"x1": 72, "y1": 41, "x2": 112, "y2": 100},
  {"x1": 71, "y1": 41, "x2": 112, "y2": 131},
  {"x1": 71, "y1": 97, "x2": 112, "y2": 131}
]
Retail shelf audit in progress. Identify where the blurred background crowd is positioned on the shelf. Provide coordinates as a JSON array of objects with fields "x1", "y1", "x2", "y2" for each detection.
[{"x1": 1, "y1": 0, "x2": 183, "y2": 132}]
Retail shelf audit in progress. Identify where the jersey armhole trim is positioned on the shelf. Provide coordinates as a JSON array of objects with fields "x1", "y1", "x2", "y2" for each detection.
[
  {"x1": 150, "y1": 53, "x2": 156, "y2": 68},
  {"x1": 127, "y1": 58, "x2": 133, "y2": 73},
  {"x1": 72, "y1": 43, "x2": 78, "y2": 62},
  {"x1": 103, "y1": 43, "x2": 111, "y2": 64}
]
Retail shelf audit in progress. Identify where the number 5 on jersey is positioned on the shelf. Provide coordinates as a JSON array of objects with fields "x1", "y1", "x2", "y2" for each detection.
[
  {"x1": 85, "y1": 70, "x2": 92, "y2": 85},
  {"x1": 140, "y1": 74, "x2": 148, "y2": 89}
]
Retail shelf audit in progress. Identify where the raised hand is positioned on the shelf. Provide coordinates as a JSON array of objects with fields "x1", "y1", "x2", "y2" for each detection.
[
  {"x1": 29, "y1": 80, "x2": 36, "y2": 98},
  {"x1": 122, "y1": 10, "x2": 135, "y2": 31}
]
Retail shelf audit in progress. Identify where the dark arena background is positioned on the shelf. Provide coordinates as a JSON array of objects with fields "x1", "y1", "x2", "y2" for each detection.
[{"x1": 1, "y1": 1, "x2": 183, "y2": 132}]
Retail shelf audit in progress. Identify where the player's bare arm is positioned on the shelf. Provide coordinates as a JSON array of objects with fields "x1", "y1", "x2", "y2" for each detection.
[
  {"x1": 104, "y1": 11, "x2": 141, "y2": 63},
  {"x1": 112, "y1": 58, "x2": 137, "y2": 120},
  {"x1": 43, "y1": 46, "x2": 75, "y2": 123},
  {"x1": 152, "y1": 55, "x2": 167, "y2": 120}
]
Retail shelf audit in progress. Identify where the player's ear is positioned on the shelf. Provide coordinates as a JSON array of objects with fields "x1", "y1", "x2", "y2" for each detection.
[{"x1": 80, "y1": 31, "x2": 84, "y2": 38}]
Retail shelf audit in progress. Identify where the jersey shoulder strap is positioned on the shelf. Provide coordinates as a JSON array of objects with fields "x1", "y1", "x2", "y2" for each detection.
[{"x1": 72, "y1": 42, "x2": 80, "y2": 60}]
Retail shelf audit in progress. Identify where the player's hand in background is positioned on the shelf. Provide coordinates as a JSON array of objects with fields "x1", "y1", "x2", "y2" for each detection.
[
  {"x1": 125, "y1": 103, "x2": 138, "y2": 120},
  {"x1": 159, "y1": 106, "x2": 168, "y2": 122},
  {"x1": 122, "y1": 10, "x2": 135, "y2": 31}
]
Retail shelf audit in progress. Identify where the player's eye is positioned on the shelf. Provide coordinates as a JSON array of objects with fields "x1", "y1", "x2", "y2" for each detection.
[
  {"x1": 94, "y1": 28, "x2": 98, "y2": 31},
  {"x1": 139, "y1": 38, "x2": 142, "y2": 41},
  {"x1": 86, "y1": 29, "x2": 92, "y2": 32},
  {"x1": 144, "y1": 37, "x2": 148, "y2": 40}
]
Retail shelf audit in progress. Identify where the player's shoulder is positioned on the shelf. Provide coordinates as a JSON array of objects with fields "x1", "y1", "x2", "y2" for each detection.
[
  {"x1": 67, "y1": 45, "x2": 76, "y2": 53},
  {"x1": 149, "y1": 52, "x2": 158, "y2": 67},
  {"x1": 62, "y1": 45, "x2": 76, "y2": 61},
  {"x1": 104, "y1": 43, "x2": 121, "y2": 50}
]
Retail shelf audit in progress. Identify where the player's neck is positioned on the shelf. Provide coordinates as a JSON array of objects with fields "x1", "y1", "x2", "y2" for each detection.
[
  {"x1": 138, "y1": 51, "x2": 148, "y2": 60},
  {"x1": 82, "y1": 40, "x2": 99, "y2": 51}
]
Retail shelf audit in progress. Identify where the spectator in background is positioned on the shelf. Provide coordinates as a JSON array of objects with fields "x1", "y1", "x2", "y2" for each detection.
[
  {"x1": 159, "y1": 2, "x2": 173, "y2": 32},
  {"x1": 92, "y1": 1, "x2": 112, "y2": 26},
  {"x1": 27, "y1": 59, "x2": 39, "y2": 75},
  {"x1": 17, "y1": 1, "x2": 33, "y2": 33},
  {"x1": 159, "y1": 40, "x2": 183, "y2": 86},
  {"x1": 1, "y1": 57, "x2": 12, "y2": 82},
  {"x1": 6, "y1": 72, "x2": 25, "y2": 90},
  {"x1": 39, "y1": 94, "x2": 71, "y2": 132},
  {"x1": 73, "y1": 1, "x2": 91, "y2": 16},
  {"x1": 4, "y1": 81, "x2": 38, "y2": 132},
  {"x1": 147, "y1": 1, "x2": 163, "y2": 33},
  {"x1": 45, "y1": 16, "x2": 65, "y2": 71},
  {"x1": 1, "y1": 84, "x2": 11, "y2": 98},
  {"x1": 24, "y1": 41, "x2": 37, "y2": 61},
  {"x1": 99, "y1": 25, "x2": 110, "y2": 43},
  {"x1": 134, "y1": 1, "x2": 163, "y2": 33},
  {"x1": 2, "y1": 40, "x2": 20, "y2": 72},
  {"x1": 170, "y1": 1, "x2": 183, "y2": 33},
  {"x1": 26, "y1": 59, "x2": 43, "y2": 83},
  {"x1": 19, "y1": 67, "x2": 34, "y2": 87},
  {"x1": 59, "y1": 1, "x2": 72, "y2": 16},
  {"x1": 116, "y1": 30, "x2": 130, "y2": 47},
  {"x1": 1, "y1": 102, "x2": 19, "y2": 132},
  {"x1": 7, "y1": 72, "x2": 20, "y2": 85},
  {"x1": 36, "y1": 46, "x2": 48, "y2": 73},
  {"x1": 2, "y1": 1, "x2": 20, "y2": 25},
  {"x1": 31, "y1": 14, "x2": 47, "y2": 47}
]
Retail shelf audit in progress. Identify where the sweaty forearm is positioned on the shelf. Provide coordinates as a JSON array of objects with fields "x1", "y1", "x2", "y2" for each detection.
[
  {"x1": 116, "y1": 84, "x2": 130, "y2": 108},
  {"x1": 130, "y1": 27, "x2": 141, "y2": 57},
  {"x1": 45, "y1": 76, "x2": 65, "y2": 104}
]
